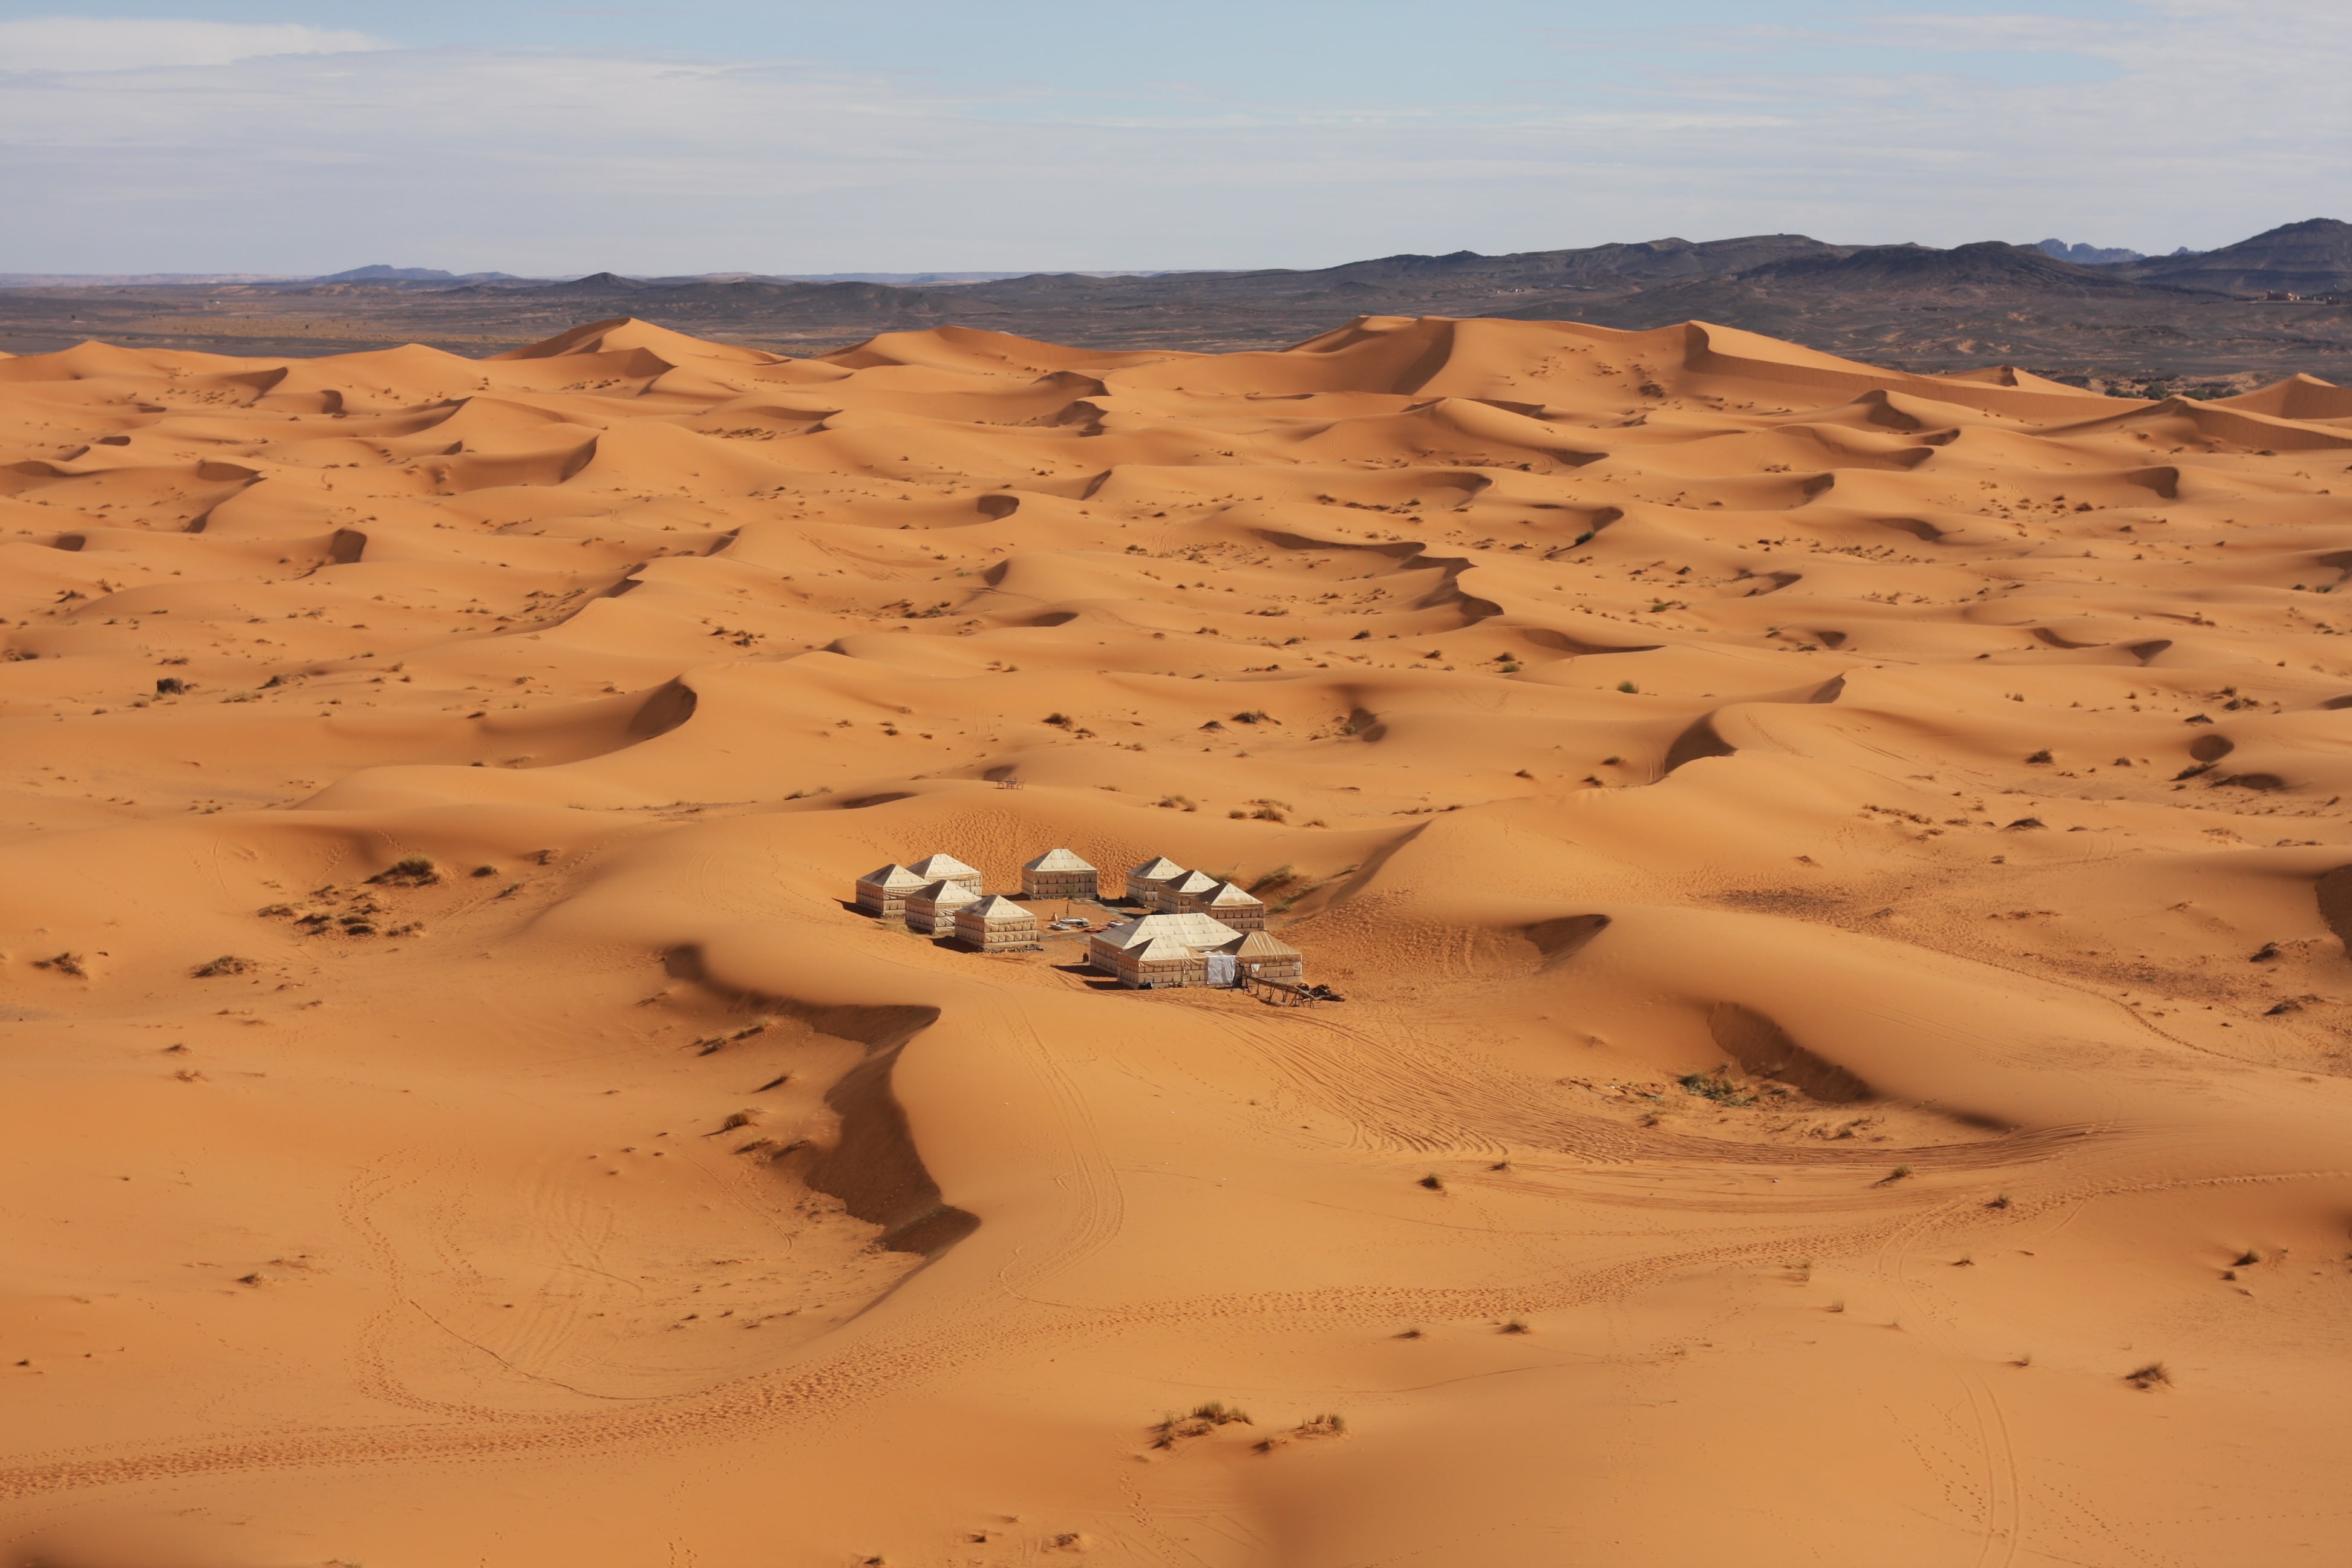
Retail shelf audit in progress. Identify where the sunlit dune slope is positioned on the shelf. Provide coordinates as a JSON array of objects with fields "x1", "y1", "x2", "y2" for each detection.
[{"x1": 4, "y1": 313, "x2": 2351, "y2": 1568}]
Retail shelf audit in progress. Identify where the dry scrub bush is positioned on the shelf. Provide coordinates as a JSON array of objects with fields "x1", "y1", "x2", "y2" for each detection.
[
  {"x1": 1256, "y1": 1413, "x2": 1347, "y2": 1451},
  {"x1": 1151, "y1": 1400, "x2": 1253, "y2": 1448}
]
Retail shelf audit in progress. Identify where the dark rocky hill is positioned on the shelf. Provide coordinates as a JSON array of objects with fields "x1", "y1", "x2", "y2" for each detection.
[
  {"x1": 1740, "y1": 240, "x2": 2181, "y2": 294},
  {"x1": 2115, "y1": 219, "x2": 2352, "y2": 296}
]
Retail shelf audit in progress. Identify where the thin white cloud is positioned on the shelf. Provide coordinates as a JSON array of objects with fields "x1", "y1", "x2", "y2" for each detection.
[{"x1": 0, "y1": 17, "x2": 384, "y2": 74}]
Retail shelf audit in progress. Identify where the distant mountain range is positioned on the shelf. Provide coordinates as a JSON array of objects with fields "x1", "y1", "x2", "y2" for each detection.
[
  {"x1": 2034, "y1": 239, "x2": 2151, "y2": 264},
  {"x1": 295, "y1": 218, "x2": 2347, "y2": 309},
  {"x1": 303, "y1": 266, "x2": 1175, "y2": 290},
  {"x1": 312, "y1": 264, "x2": 529, "y2": 285},
  {"x1": 3, "y1": 220, "x2": 2347, "y2": 380}
]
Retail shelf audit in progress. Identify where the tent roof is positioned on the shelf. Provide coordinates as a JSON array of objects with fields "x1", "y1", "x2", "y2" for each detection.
[
  {"x1": 962, "y1": 894, "x2": 1035, "y2": 920},
  {"x1": 909, "y1": 879, "x2": 979, "y2": 906},
  {"x1": 1168, "y1": 869, "x2": 1221, "y2": 895},
  {"x1": 856, "y1": 863, "x2": 928, "y2": 890},
  {"x1": 907, "y1": 852, "x2": 981, "y2": 878},
  {"x1": 1128, "y1": 855, "x2": 1186, "y2": 880},
  {"x1": 1204, "y1": 880, "x2": 1264, "y2": 907},
  {"x1": 1221, "y1": 930, "x2": 1301, "y2": 958},
  {"x1": 1023, "y1": 847, "x2": 1096, "y2": 872},
  {"x1": 1132, "y1": 937, "x2": 1203, "y2": 964},
  {"x1": 1094, "y1": 912, "x2": 1241, "y2": 951}
]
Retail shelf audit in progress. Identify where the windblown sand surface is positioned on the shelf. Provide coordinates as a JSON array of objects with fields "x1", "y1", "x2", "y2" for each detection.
[{"x1": 4, "y1": 313, "x2": 2351, "y2": 1567}]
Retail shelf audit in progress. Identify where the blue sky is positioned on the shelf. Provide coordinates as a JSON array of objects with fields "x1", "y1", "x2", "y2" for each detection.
[{"x1": 0, "y1": 1, "x2": 2339, "y2": 275}]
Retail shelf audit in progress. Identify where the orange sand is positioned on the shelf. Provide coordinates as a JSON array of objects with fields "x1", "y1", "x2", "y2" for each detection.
[{"x1": 4, "y1": 314, "x2": 2351, "y2": 1566}]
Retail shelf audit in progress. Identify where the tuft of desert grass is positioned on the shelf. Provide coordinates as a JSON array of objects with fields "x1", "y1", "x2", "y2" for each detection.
[
  {"x1": 2126, "y1": 1361, "x2": 2171, "y2": 1390},
  {"x1": 1151, "y1": 1399, "x2": 1253, "y2": 1448}
]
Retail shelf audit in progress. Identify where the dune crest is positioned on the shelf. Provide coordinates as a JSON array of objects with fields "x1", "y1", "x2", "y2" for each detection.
[{"x1": 3, "y1": 312, "x2": 2351, "y2": 1566}]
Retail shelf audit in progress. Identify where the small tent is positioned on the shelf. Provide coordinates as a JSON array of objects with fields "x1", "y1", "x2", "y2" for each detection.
[
  {"x1": 1125, "y1": 855, "x2": 1187, "y2": 907},
  {"x1": 854, "y1": 863, "x2": 929, "y2": 918},
  {"x1": 1021, "y1": 847, "x2": 1098, "y2": 902},
  {"x1": 905, "y1": 878, "x2": 981, "y2": 935},
  {"x1": 906, "y1": 853, "x2": 984, "y2": 896},
  {"x1": 953, "y1": 893, "x2": 1041, "y2": 952}
]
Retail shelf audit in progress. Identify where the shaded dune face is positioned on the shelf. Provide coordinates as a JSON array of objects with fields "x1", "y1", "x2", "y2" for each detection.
[{"x1": 3, "y1": 312, "x2": 2351, "y2": 1566}]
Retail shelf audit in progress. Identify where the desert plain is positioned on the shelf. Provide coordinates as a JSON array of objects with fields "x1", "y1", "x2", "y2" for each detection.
[{"x1": 2, "y1": 310, "x2": 2351, "y2": 1566}]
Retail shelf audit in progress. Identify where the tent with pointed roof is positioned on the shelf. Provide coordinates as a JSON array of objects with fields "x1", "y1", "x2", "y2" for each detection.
[
  {"x1": 854, "y1": 863, "x2": 930, "y2": 917},
  {"x1": 953, "y1": 893, "x2": 1040, "y2": 952},
  {"x1": 1021, "y1": 847, "x2": 1098, "y2": 902},
  {"x1": 905, "y1": 878, "x2": 980, "y2": 935},
  {"x1": 1126, "y1": 935, "x2": 1210, "y2": 988},
  {"x1": 1088, "y1": 910, "x2": 1244, "y2": 987},
  {"x1": 1125, "y1": 855, "x2": 1186, "y2": 906},
  {"x1": 906, "y1": 852, "x2": 984, "y2": 895},
  {"x1": 1089, "y1": 910, "x2": 1240, "y2": 962},
  {"x1": 1161, "y1": 869, "x2": 1225, "y2": 914},
  {"x1": 1218, "y1": 929, "x2": 1302, "y2": 982},
  {"x1": 1201, "y1": 880, "x2": 1266, "y2": 931}
]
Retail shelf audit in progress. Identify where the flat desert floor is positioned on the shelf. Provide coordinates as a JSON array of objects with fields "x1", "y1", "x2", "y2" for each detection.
[{"x1": 3, "y1": 313, "x2": 2351, "y2": 1567}]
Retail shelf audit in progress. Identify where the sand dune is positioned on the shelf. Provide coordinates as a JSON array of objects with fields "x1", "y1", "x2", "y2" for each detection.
[{"x1": 3, "y1": 312, "x2": 2350, "y2": 1567}]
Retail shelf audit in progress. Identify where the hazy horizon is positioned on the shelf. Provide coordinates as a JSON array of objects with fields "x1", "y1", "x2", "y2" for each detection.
[{"x1": 1, "y1": 1, "x2": 2344, "y2": 276}]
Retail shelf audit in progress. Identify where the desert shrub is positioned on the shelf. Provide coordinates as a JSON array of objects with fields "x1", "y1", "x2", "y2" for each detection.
[
  {"x1": 1151, "y1": 1400, "x2": 1253, "y2": 1448},
  {"x1": 1679, "y1": 1067, "x2": 1753, "y2": 1106}
]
